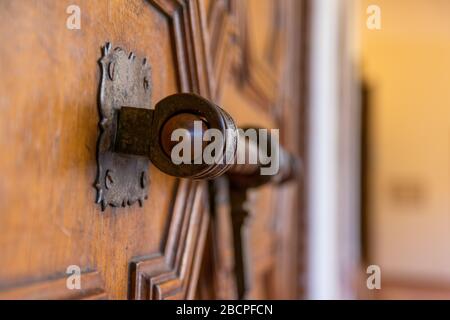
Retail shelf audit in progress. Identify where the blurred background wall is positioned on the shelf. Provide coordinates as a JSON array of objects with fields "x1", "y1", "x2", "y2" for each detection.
[
  {"x1": 308, "y1": 0, "x2": 450, "y2": 299},
  {"x1": 359, "y1": 0, "x2": 450, "y2": 298}
]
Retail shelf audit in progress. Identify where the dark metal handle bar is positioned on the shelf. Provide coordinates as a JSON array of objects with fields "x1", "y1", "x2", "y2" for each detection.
[{"x1": 114, "y1": 93, "x2": 300, "y2": 185}]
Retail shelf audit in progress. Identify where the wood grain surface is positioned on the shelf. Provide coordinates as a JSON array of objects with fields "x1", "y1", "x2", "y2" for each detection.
[{"x1": 0, "y1": 0, "x2": 306, "y2": 299}]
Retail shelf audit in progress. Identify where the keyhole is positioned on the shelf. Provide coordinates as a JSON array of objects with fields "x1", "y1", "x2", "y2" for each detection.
[
  {"x1": 105, "y1": 170, "x2": 114, "y2": 190},
  {"x1": 108, "y1": 62, "x2": 116, "y2": 81},
  {"x1": 140, "y1": 171, "x2": 147, "y2": 189}
]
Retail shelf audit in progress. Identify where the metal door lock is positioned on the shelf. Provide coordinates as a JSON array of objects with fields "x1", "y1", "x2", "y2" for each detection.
[{"x1": 95, "y1": 43, "x2": 298, "y2": 210}]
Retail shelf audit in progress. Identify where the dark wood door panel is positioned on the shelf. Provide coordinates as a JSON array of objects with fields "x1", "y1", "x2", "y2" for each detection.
[
  {"x1": 0, "y1": 0, "x2": 306, "y2": 300},
  {"x1": 0, "y1": 0, "x2": 206, "y2": 299}
]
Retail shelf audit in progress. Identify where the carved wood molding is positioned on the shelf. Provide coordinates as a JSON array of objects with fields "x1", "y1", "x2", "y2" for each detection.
[
  {"x1": 0, "y1": 271, "x2": 107, "y2": 300},
  {"x1": 208, "y1": 178, "x2": 238, "y2": 299},
  {"x1": 232, "y1": 0, "x2": 290, "y2": 117},
  {"x1": 195, "y1": 178, "x2": 238, "y2": 300},
  {"x1": 150, "y1": 0, "x2": 212, "y2": 97},
  {"x1": 129, "y1": 180, "x2": 209, "y2": 300},
  {"x1": 200, "y1": 0, "x2": 237, "y2": 100},
  {"x1": 152, "y1": 0, "x2": 284, "y2": 114},
  {"x1": 197, "y1": 0, "x2": 291, "y2": 118},
  {"x1": 198, "y1": 0, "x2": 308, "y2": 299},
  {"x1": 118, "y1": 0, "x2": 213, "y2": 300}
]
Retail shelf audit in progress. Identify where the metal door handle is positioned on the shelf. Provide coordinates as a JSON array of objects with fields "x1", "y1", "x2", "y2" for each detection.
[{"x1": 114, "y1": 93, "x2": 299, "y2": 184}]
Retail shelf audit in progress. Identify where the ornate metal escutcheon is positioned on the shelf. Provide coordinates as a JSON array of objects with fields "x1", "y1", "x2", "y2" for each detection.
[{"x1": 95, "y1": 43, "x2": 152, "y2": 210}]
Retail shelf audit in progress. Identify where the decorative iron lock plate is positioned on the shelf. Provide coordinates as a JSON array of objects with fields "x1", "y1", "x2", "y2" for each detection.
[{"x1": 95, "y1": 43, "x2": 152, "y2": 210}]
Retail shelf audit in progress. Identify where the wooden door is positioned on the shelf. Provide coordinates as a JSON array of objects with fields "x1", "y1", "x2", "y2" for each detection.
[{"x1": 0, "y1": 0, "x2": 307, "y2": 300}]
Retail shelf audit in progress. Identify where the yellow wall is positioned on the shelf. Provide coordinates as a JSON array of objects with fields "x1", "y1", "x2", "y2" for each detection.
[{"x1": 360, "y1": 0, "x2": 450, "y2": 280}]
